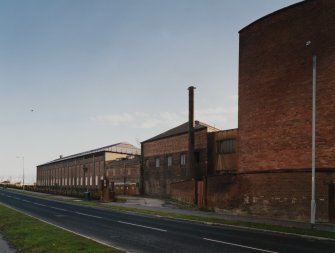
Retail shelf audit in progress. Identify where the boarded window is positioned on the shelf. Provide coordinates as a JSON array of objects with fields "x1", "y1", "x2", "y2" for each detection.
[
  {"x1": 155, "y1": 158, "x2": 160, "y2": 168},
  {"x1": 217, "y1": 139, "x2": 236, "y2": 154}
]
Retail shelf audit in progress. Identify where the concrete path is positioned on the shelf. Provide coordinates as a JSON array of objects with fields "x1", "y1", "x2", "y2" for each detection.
[{"x1": 0, "y1": 235, "x2": 16, "y2": 253}]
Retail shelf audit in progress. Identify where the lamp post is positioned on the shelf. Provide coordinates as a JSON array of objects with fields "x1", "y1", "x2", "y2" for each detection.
[
  {"x1": 311, "y1": 54, "x2": 317, "y2": 228},
  {"x1": 16, "y1": 156, "x2": 25, "y2": 190},
  {"x1": 306, "y1": 40, "x2": 316, "y2": 229}
]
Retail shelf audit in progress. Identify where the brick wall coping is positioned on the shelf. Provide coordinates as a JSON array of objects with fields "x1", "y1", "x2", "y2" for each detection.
[{"x1": 239, "y1": 0, "x2": 307, "y2": 33}]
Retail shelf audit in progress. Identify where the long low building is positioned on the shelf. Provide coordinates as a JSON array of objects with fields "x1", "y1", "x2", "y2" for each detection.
[{"x1": 36, "y1": 143, "x2": 140, "y2": 189}]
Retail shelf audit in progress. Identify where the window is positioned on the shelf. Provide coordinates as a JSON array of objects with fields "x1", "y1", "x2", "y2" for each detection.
[
  {"x1": 195, "y1": 152, "x2": 200, "y2": 163},
  {"x1": 180, "y1": 154, "x2": 186, "y2": 166},
  {"x1": 155, "y1": 158, "x2": 160, "y2": 168},
  {"x1": 167, "y1": 156, "x2": 172, "y2": 167},
  {"x1": 217, "y1": 139, "x2": 236, "y2": 154}
]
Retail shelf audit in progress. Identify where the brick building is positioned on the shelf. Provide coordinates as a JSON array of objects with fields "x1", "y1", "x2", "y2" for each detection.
[
  {"x1": 36, "y1": 143, "x2": 140, "y2": 191},
  {"x1": 105, "y1": 156, "x2": 141, "y2": 195},
  {"x1": 152, "y1": 0, "x2": 335, "y2": 223},
  {"x1": 232, "y1": 0, "x2": 335, "y2": 221},
  {"x1": 141, "y1": 120, "x2": 238, "y2": 197}
]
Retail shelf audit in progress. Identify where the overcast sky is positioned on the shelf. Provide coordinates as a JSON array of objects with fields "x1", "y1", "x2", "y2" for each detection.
[{"x1": 0, "y1": 0, "x2": 301, "y2": 183}]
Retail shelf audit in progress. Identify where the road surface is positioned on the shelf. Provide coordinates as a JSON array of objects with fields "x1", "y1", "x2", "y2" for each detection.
[{"x1": 0, "y1": 189, "x2": 334, "y2": 253}]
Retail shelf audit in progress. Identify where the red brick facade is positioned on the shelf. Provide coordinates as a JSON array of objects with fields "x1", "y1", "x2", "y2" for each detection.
[
  {"x1": 206, "y1": 171, "x2": 335, "y2": 222},
  {"x1": 106, "y1": 156, "x2": 140, "y2": 195},
  {"x1": 168, "y1": 1, "x2": 335, "y2": 222},
  {"x1": 142, "y1": 127, "x2": 209, "y2": 196},
  {"x1": 36, "y1": 143, "x2": 140, "y2": 192},
  {"x1": 235, "y1": 0, "x2": 335, "y2": 221},
  {"x1": 238, "y1": 0, "x2": 335, "y2": 172},
  {"x1": 142, "y1": 121, "x2": 238, "y2": 198}
]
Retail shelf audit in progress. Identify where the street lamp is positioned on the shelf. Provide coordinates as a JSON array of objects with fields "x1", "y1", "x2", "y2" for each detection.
[
  {"x1": 311, "y1": 54, "x2": 317, "y2": 229},
  {"x1": 306, "y1": 40, "x2": 316, "y2": 228},
  {"x1": 16, "y1": 156, "x2": 25, "y2": 190}
]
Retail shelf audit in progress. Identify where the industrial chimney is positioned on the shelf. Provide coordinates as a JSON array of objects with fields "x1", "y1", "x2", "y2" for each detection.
[{"x1": 188, "y1": 86, "x2": 196, "y2": 179}]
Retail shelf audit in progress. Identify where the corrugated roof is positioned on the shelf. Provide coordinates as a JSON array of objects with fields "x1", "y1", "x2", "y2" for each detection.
[
  {"x1": 38, "y1": 142, "x2": 140, "y2": 166},
  {"x1": 142, "y1": 120, "x2": 220, "y2": 143}
]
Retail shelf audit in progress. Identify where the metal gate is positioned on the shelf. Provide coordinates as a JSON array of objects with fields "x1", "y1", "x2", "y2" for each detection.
[{"x1": 329, "y1": 183, "x2": 335, "y2": 223}]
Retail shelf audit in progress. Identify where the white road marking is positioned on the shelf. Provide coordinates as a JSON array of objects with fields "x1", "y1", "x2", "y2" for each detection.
[
  {"x1": 118, "y1": 221, "x2": 167, "y2": 232},
  {"x1": 203, "y1": 238, "x2": 279, "y2": 253},
  {"x1": 22, "y1": 199, "x2": 31, "y2": 203},
  {"x1": 51, "y1": 207, "x2": 68, "y2": 212},
  {"x1": 34, "y1": 203, "x2": 46, "y2": 207},
  {"x1": 75, "y1": 212, "x2": 102, "y2": 219}
]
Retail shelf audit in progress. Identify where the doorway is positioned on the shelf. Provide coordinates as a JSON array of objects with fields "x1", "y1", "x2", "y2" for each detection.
[{"x1": 329, "y1": 183, "x2": 335, "y2": 223}]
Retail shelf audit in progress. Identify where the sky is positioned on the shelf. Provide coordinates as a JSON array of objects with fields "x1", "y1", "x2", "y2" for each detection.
[{"x1": 0, "y1": 0, "x2": 301, "y2": 183}]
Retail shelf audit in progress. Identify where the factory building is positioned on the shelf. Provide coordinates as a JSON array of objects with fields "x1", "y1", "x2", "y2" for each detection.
[
  {"x1": 36, "y1": 143, "x2": 140, "y2": 190},
  {"x1": 141, "y1": 120, "x2": 238, "y2": 198},
  {"x1": 142, "y1": 0, "x2": 335, "y2": 222}
]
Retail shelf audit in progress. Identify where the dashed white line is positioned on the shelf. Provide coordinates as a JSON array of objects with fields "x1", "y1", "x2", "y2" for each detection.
[
  {"x1": 34, "y1": 203, "x2": 46, "y2": 207},
  {"x1": 118, "y1": 221, "x2": 167, "y2": 232},
  {"x1": 51, "y1": 207, "x2": 68, "y2": 212},
  {"x1": 203, "y1": 238, "x2": 279, "y2": 253},
  {"x1": 75, "y1": 212, "x2": 102, "y2": 219}
]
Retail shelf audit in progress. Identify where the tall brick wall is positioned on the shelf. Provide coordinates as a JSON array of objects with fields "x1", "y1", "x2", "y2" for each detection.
[
  {"x1": 238, "y1": 0, "x2": 335, "y2": 172},
  {"x1": 206, "y1": 171, "x2": 335, "y2": 222},
  {"x1": 170, "y1": 179, "x2": 195, "y2": 204}
]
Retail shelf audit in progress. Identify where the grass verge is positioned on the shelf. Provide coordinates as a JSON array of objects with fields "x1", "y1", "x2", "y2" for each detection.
[
  {"x1": 0, "y1": 204, "x2": 123, "y2": 253},
  {"x1": 6, "y1": 188, "x2": 335, "y2": 240}
]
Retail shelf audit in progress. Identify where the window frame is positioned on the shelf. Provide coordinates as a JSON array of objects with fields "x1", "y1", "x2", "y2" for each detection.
[
  {"x1": 217, "y1": 139, "x2": 236, "y2": 154},
  {"x1": 155, "y1": 157, "x2": 160, "y2": 168},
  {"x1": 180, "y1": 154, "x2": 186, "y2": 166}
]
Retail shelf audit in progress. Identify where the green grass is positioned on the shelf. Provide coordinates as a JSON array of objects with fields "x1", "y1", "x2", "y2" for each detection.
[
  {"x1": 6, "y1": 188, "x2": 335, "y2": 240},
  {"x1": 0, "y1": 204, "x2": 123, "y2": 253}
]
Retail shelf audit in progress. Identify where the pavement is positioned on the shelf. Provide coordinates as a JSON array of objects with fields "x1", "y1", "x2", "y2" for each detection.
[
  {"x1": 105, "y1": 195, "x2": 335, "y2": 233},
  {"x1": 0, "y1": 235, "x2": 16, "y2": 253}
]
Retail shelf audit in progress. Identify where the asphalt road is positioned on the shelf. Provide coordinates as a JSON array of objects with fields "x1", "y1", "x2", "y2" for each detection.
[{"x1": 0, "y1": 189, "x2": 334, "y2": 253}]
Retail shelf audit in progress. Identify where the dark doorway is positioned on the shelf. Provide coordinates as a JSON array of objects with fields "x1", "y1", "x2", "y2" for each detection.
[{"x1": 329, "y1": 183, "x2": 335, "y2": 223}]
